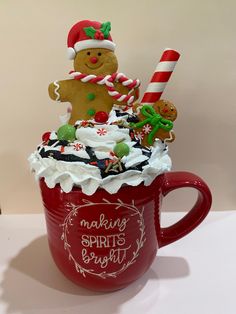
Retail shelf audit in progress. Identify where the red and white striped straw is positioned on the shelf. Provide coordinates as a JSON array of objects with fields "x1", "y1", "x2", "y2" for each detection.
[{"x1": 141, "y1": 48, "x2": 180, "y2": 105}]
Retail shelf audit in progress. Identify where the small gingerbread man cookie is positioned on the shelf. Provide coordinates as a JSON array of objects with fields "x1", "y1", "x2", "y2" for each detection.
[{"x1": 131, "y1": 100, "x2": 177, "y2": 147}]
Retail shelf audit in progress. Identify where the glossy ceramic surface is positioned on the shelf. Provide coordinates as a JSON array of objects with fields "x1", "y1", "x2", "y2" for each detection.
[{"x1": 40, "y1": 171, "x2": 212, "y2": 291}]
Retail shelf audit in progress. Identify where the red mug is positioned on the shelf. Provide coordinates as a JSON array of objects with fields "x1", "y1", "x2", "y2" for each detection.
[{"x1": 40, "y1": 171, "x2": 212, "y2": 292}]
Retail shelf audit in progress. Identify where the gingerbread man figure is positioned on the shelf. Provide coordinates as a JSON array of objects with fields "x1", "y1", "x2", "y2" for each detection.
[
  {"x1": 48, "y1": 20, "x2": 140, "y2": 124},
  {"x1": 132, "y1": 100, "x2": 177, "y2": 147}
]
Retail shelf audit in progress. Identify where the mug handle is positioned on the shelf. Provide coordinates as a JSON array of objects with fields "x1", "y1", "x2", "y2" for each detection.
[{"x1": 159, "y1": 171, "x2": 212, "y2": 248}]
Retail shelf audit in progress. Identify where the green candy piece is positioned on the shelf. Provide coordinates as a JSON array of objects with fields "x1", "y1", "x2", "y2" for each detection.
[
  {"x1": 57, "y1": 124, "x2": 76, "y2": 141},
  {"x1": 114, "y1": 143, "x2": 130, "y2": 158},
  {"x1": 87, "y1": 93, "x2": 96, "y2": 101},
  {"x1": 87, "y1": 108, "x2": 96, "y2": 116}
]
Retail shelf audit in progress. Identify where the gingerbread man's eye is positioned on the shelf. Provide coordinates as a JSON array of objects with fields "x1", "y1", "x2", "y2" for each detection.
[
  {"x1": 171, "y1": 108, "x2": 174, "y2": 111},
  {"x1": 98, "y1": 52, "x2": 102, "y2": 56},
  {"x1": 87, "y1": 52, "x2": 91, "y2": 56}
]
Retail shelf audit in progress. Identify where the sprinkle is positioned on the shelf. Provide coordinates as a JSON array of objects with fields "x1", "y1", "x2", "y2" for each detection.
[
  {"x1": 73, "y1": 143, "x2": 84, "y2": 151},
  {"x1": 118, "y1": 163, "x2": 123, "y2": 172},
  {"x1": 90, "y1": 161, "x2": 98, "y2": 166},
  {"x1": 105, "y1": 157, "x2": 123, "y2": 173},
  {"x1": 96, "y1": 128, "x2": 107, "y2": 136},
  {"x1": 105, "y1": 162, "x2": 113, "y2": 173},
  {"x1": 51, "y1": 140, "x2": 60, "y2": 147}
]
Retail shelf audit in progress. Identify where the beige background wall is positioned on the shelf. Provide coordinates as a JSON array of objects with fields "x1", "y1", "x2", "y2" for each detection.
[{"x1": 0, "y1": 0, "x2": 235, "y2": 213}]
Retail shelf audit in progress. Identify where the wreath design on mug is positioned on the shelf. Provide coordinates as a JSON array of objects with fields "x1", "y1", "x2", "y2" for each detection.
[{"x1": 60, "y1": 198, "x2": 146, "y2": 279}]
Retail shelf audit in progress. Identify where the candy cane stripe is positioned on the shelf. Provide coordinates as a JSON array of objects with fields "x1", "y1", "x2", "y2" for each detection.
[
  {"x1": 112, "y1": 93, "x2": 121, "y2": 100},
  {"x1": 106, "y1": 85, "x2": 115, "y2": 91},
  {"x1": 121, "y1": 79, "x2": 132, "y2": 85},
  {"x1": 108, "y1": 91, "x2": 118, "y2": 96},
  {"x1": 151, "y1": 71, "x2": 172, "y2": 82},
  {"x1": 81, "y1": 76, "x2": 95, "y2": 82},
  {"x1": 128, "y1": 96, "x2": 134, "y2": 104},
  {"x1": 155, "y1": 61, "x2": 177, "y2": 72},
  {"x1": 145, "y1": 82, "x2": 167, "y2": 93},
  {"x1": 141, "y1": 49, "x2": 180, "y2": 105},
  {"x1": 117, "y1": 95, "x2": 127, "y2": 102},
  {"x1": 141, "y1": 92, "x2": 162, "y2": 104},
  {"x1": 106, "y1": 81, "x2": 114, "y2": 87},
  {"x1": 68, "y1": 71, "x2": 140, "y2": 106},
  {"x1": 116, "y1": 73, "x2": 124, "y2": 79},
  {"x1": 160, "y1": 49, "x2": 180, "y2": 62},
  {"x1": 91, "y1": 75, "x2": 104, "y2": 82}
]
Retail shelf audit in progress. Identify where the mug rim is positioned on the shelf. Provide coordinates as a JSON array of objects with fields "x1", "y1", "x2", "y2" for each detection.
[{"x1": 39, "y1": 173, "x2": 165, "y2": 194}]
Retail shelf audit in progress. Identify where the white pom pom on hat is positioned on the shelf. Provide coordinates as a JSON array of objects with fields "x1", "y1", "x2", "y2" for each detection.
[
  {"x1": 67, "y1": 47, "x2": 76, "y2": 60},
  {"x1": 67, "y1": 20, "x2": 116, "y2": 60}
]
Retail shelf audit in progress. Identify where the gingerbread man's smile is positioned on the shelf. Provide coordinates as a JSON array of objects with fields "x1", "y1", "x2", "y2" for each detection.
[{"x1": 85, "y1": 62, "x2": 104, "y2": 70}]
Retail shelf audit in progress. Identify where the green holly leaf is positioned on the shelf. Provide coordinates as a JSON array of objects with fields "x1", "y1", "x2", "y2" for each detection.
[
  {"x1": 100, "y1": 22, "x2": 111, "y2": 39},
  {"x1": 84, "y1": 27, "x2": 96, "y2": 39}
]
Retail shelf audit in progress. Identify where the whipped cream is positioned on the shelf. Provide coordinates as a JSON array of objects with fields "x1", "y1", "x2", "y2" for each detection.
[{"x1": 29, "y1": 107, "x2": 172, "y2": 195}]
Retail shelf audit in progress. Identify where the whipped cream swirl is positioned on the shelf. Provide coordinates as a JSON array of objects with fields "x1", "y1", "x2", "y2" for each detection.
[{"x1": 29, "y1": 107, "x2": 172, "y2": 195}]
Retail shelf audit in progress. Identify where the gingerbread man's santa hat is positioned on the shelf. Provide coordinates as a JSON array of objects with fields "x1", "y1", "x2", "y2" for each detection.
[{"x1": 67, "y1": 20, "x2": 116, "y2": 59}]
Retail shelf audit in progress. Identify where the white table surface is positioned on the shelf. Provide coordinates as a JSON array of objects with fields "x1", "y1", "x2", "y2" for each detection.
[{"x1": 0, "y1": 211, "x2": 235, "y2": 314}]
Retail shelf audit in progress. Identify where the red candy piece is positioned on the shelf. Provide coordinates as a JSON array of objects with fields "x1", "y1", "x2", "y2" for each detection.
[
  {"x1": 42, "y1": 132, "x2": 51, "y2": 142},
  {"x1": 94, "y1": 111, "x2": 109, "y2": 123}
]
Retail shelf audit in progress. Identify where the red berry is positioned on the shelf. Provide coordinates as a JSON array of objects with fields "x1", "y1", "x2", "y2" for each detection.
[
  {"x1": 42, "y1": 132, "x2": 51, "y2": 142},
  {"x1": 94, "y1": 30, "x2": 104, "y2": 40},
  {"x1": 94, "y1": 111, "x2": 109, "y2": 123}
]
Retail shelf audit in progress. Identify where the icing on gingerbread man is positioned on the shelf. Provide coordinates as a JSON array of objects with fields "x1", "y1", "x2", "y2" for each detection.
[{"x1": 48, "y1": 20, "x2": 140, "y2": 124}]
